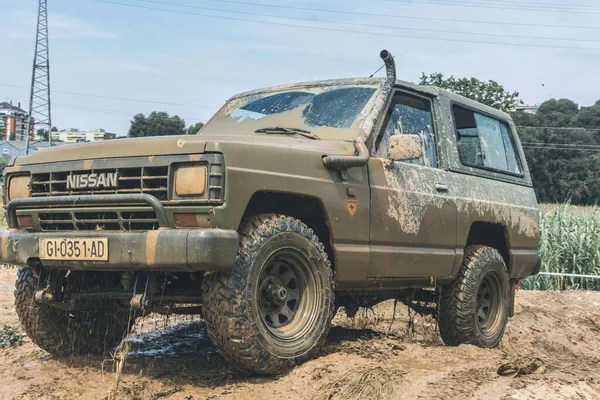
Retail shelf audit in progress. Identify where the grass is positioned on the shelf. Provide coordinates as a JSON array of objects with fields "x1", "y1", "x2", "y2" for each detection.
[
  {"x1": 522, "y1": 204, "x2": 600, "y2": 291},
  {"x1": 0, "y1": 326, "x2": 23, "y2": 348}
]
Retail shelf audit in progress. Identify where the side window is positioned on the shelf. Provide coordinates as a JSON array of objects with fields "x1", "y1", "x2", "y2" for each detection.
[
  {"x1": 376, "y1": 94, "x2": 438, "y2": 168},
  {"x1": 453, "y1": 106, "x2": 521, "y2": 174}
]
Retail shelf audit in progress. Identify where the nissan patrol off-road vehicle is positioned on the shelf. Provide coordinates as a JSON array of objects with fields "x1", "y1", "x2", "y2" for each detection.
[{"x1": 1, "y1": 50, "x2": 540, "y2": 375}]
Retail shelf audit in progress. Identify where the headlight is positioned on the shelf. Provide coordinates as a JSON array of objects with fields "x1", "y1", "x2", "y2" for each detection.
[
  {"x1": 8, "y1": 175, "x2": 31, "y2": 201},
  {"x1": 175, "y1": 165, "x2": 207, "y2": 197}
]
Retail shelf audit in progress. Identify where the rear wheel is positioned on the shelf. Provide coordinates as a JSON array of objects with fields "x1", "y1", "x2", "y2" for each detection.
[
  {"x1": 202, "y1": 214, "x2": 334, "y2": 375},
  {"x1": 14, "y1": 267, "x2": 134, "y2": 356},
  {"x1": 438, "y1": 245, "x2": 510, "y2": 348}
]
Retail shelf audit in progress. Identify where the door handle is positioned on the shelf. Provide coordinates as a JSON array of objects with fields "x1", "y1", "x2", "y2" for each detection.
[{"x1": 435, "y1": 184, "x2": 449, "y2": 192}]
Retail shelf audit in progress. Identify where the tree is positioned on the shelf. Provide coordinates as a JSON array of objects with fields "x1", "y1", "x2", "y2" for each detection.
[
  {"x1": 0, "y1": 155, "x2": 11, "y2": 183},
  {"x1": 535, "y1": 99, "x2": 579, "y2": 127},
  {"x1": 574, "y1": 100, "x2": 600, "y2": 129},
  {"x1": 37, "y1": 129, "x2": 48, "y2": 141},
  {"x1": 419, "y1": 73, "x2": 522, "y2": 112},
  {"x1": 128, "y1": 111, "x2": 186, "y2": 137},
  {"x1": 513, "y1": 98, "x2": 600, "y2": 205},
  {"x1": 187, "y1": 122, "x2": 204, "y2": 135}
]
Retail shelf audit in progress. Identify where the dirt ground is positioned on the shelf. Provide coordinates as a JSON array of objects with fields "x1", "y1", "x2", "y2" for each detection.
[{"x1": 1, "y1": 268, "x2": 599, "y2": 400}]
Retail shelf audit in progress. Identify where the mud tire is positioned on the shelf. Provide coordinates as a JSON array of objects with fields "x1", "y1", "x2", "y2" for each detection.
[
  {"x1": 201, "y1": 214, "x2": 334, "y2": 375},
  {"x1": 438, "y1": 245, "x2": 510, "y2": 348},
  {"x1": 14, "y1": 267, "x2": 133, "y2": 356}
]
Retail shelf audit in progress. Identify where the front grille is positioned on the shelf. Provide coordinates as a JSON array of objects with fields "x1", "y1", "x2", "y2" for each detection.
[
  {"x1": 38, "y1": 209, "x2": 159, "y2": 231},
  {"x1": 30, "y1": 166, "x2": 169, "y2": 200}
]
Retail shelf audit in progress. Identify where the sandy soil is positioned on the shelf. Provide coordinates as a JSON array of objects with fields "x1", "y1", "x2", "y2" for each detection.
[{"x1": 0, "y1": 268, "x2": 599, "y2": 400}]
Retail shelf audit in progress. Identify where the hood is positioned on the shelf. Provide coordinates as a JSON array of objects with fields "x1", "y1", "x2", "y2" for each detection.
[{"x1": 14, "y1": 134, "x2": 354, "y2": 166}]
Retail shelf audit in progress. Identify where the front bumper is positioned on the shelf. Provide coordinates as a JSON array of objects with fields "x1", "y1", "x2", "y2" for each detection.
[
  {"x1": 0, "y1": 228, "x2": 239, "y2": 272},
  {"x1": 1, "y1": 193, "x2": 238, "y2": 272}
]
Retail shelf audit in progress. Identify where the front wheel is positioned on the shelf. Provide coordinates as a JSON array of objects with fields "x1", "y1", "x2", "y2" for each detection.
[
  {"x1": 438, "y1": 245, "x2": 510, "y2": 348},
  {"x1": 14, "y1": 267, "x2": 134, "y2": 356},
  {"x1": 201, "y1": 214, "x2": 334, "y2": 375}
]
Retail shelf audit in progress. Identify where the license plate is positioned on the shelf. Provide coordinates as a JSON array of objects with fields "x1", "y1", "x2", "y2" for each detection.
[{"x1": 39, "y1": 238, "x2": 109, "y2": 261}]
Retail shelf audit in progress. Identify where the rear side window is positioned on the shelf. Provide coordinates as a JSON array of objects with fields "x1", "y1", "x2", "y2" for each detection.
[{"x1": 452, "y1": 106, "x2": 521, "y2": 174}]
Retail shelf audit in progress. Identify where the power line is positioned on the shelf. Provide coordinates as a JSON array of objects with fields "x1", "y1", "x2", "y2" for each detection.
[
  {"x1": 0, "y1": 83, "x2": 216, "y2": 109},
  {"x1": 6, "y1": 84, "x2": 598, "y2": 133},
  {"x1": 523, "y1": 148, "x2": 600, "y2": 153},
  {"x1": 482, "y1": 0, "x2": 600, "y2": 9},
  {"x1": 388, "y1": 0, "x2": 600, "y2": 14},
  {"x1": 522, "y1": 145, "x2": 600, "y2": 152},
  {"x1": 90, "y1": 0, "x2": 600, "y2": 51},
  {"x1": 126, "y1": 0, "x2": 600, "y2": 44},
  {"x1": 198, "y1": 0, "x2": 600, "y2": 30},
  {"x1": 516, "y1": 125, "x2": 600, "y2": 131},
  {"x1": 522, "y1": 146, "x2": 600, "y2": 152},
  {"x1": 522, "y1": 142, "x2": 600, "y2": 149},
  {"x1": 53, "y1": 103, "x2": 205, "y2": 122},
  {"x1": 51, "y1": 102, "x2": 600, "y2": 141}
]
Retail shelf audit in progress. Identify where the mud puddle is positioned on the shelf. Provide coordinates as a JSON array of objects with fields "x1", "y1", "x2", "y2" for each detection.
[{"x1": 125, "y1": 319, "x2": 215, "y2": 358}]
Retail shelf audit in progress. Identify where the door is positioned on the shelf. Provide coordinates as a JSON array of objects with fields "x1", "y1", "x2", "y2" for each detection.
[{"x1": 368, "y1": 91, "x2": 457, "y2": 278}]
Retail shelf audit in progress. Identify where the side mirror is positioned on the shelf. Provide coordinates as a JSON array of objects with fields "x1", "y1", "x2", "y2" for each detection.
[{"x1": 388, "y1": 134, "x2": 423, "y2": 162}]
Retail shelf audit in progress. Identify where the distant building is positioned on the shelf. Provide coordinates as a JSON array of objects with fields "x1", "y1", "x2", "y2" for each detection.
[
  {"x1": 0, "y1": 102, "x2": 33, "y2": 141},
  {"x1": 0, "y1": 141, "x2": 41, "y2": 156},
  {"x1": 515, "y1": 105, "x2": 539, "y2": 115},
  {"x1": 0, "y1": 140, "x2": 69, "y2": 157},
  {"x1": 51, "y1": 128, "x2": 118, "y2": 143}
]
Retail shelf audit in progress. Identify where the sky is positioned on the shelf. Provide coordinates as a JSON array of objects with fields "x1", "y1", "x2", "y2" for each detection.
[{"x1": 0, "y1": 0, "x2": 599, "y2": 136}]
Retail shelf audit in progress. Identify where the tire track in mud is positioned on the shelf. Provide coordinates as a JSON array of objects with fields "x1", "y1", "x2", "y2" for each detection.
[{"x1": 1, "y1": 277, "x2": 600, "y2": 400}]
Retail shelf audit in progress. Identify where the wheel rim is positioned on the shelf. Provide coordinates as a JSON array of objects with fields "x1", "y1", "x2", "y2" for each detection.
[
  {"x1": 476, "y1": 271, "x2": 504, "y2": 336},
  {"x1": 257, "y1": 248, "x2": 318, "y2": 342}
]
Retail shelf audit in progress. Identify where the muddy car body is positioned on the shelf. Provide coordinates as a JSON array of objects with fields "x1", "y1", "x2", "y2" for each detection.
[{"x1": 1, "y1": 51, "x2": 540, "y2": 374}]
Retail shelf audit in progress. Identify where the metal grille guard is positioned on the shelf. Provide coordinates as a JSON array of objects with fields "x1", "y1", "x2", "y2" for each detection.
[{"x1": 6, "y1": 194, "x2": 169, "y2": 229}]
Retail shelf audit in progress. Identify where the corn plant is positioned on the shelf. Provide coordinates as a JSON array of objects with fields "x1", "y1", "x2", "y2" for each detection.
[{"x1": 522, "y1": 204, "x2": 600, "y2": 291}]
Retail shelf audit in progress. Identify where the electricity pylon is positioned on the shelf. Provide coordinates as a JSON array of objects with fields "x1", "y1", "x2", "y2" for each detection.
[{"x1": 25, "y1": 0, "x2": 52, "y2": 154}]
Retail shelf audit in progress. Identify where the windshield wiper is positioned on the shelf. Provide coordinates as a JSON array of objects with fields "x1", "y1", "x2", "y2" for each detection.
[{"x1": 255, "y1": 127, "x2": 320, "y2": 140}]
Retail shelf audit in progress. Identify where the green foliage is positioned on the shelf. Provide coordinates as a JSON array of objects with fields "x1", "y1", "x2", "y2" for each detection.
[
  {"x1": 523, "y1": 204, "x2": 600, "y2": 290},
  {"x1": 0, "y1": 155, "x2": 11, "y2": 182},
  {"x1": 513, "y1": 98, "x2": 600, "y2": 205},
  {"x1": 187, "y1": 121, "x2": 205, "y2": 135},
  {"x1": 419, "y1": 72, "x2": 522, "y2": 112},
  {"x1": 37, "y1": 128, "x2": 48, "y2": 141},
  {"x1": 128, "y1": 111, "x2": 187, "y2": 137},
  {"x1": 0, "y1": 326, "x2": 23, "y2": 348}
]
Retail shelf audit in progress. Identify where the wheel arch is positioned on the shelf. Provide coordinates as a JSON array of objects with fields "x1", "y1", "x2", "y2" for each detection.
[
  {"x1": 465, "y1": 221, "x2": 511, "y2": 273},
  {"x1": 240, "y1": 191, "x2": 335, "y2": 271}
]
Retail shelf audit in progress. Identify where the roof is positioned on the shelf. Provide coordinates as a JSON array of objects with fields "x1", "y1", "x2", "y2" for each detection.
[
  {"x1": 0, "y1": 140, "x2": 36, "y2": 150},
  {"x1": 34, "y1": 141, "x2": 69, "y2": 148},
  {"x1": 0, "y1": 102, "x2": 27, "y2": 115}
]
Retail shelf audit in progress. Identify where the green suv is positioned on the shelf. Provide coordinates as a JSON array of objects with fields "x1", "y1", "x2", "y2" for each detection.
[{"x1": 1, "y1": 50, "x2": 540, "y2": 375}]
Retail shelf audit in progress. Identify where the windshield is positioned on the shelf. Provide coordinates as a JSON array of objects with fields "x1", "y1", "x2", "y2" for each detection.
[{"x1": 200, "y1": 84, "x2": 378, "y2": 139}]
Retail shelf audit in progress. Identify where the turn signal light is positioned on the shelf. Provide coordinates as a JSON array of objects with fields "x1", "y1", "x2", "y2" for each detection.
[
  {"x1": 17, "y1": 215, "x2": 34, "y2": 228},
  {"x1": 174, "y1": 213, "x2": 210, "y2": 228}
]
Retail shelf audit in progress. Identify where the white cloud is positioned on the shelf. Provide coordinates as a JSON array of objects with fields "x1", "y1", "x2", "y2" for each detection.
[
  {"x1": 49, "y1": 14, "x2": 118, "y2": 40},
  {"x1": 2, "y1": 10, "x2": 117, "y2": 41}
]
